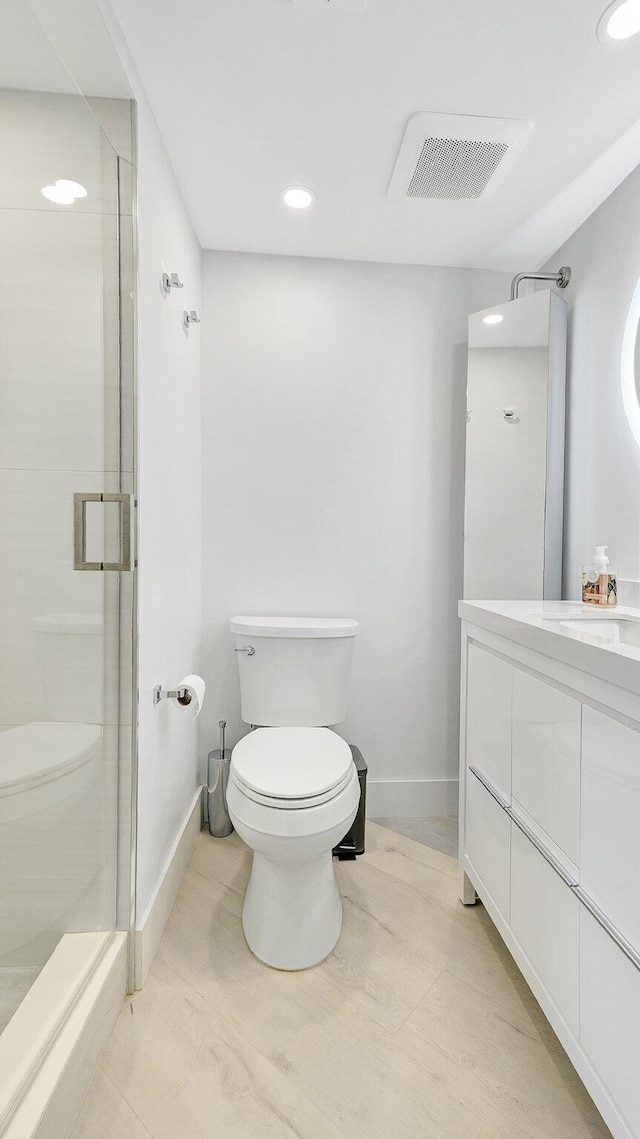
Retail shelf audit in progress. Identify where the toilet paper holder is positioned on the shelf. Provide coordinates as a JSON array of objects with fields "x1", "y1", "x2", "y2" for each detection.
[{"x1": 153, "y1": 685, "x2": 192, "y2": 706}]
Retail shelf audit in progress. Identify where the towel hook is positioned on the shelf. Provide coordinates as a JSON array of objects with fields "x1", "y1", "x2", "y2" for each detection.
[{"x1": 162, "y1": 272, "x2": 184, "y2": 293}]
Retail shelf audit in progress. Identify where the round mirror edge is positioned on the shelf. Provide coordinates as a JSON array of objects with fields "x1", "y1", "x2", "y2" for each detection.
[{"x1": 622, "y1": 274, "x2": 640, "y2": 446}]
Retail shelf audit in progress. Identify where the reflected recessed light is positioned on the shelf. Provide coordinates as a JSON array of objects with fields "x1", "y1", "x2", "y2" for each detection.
[
  {"x1": 281, "y1": 185, "x2": 316, "y2": 209},
  {"x1": 483, "y1": 313, "x2": 504, "y2": 325},
  {"x1": 40, "y1": 179, "x2": 87, "y2": 205},
  {"x1": 598, "y1": 0, "x2": 640, "y2": 41}
]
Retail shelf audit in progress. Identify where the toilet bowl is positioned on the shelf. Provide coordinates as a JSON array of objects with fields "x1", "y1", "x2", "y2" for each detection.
[
  {"x1": 227, "y1": 726, "x2": 360, "y2": 970},
  {"x1": 0, "y1": 722, "x2": 102, "y2": 963}
]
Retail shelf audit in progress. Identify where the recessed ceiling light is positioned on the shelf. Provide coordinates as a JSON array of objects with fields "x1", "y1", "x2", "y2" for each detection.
[
  {"x1": 40, "y1": 179, "x2": 87, "y2": 205},
  {"x1": 483, "y1": 313, "x2": 505, "y2": 325},
  {"x1": 281, "y1": 185, "x2": 316, "y2": 209},
  {"x1": 598, "y1": 0, "x2": 640, "y2": 42}
]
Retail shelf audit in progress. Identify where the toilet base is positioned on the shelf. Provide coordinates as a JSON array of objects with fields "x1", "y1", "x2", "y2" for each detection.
[{"x1": 242, "y1": 850, "x2": 343, "y2": 970}]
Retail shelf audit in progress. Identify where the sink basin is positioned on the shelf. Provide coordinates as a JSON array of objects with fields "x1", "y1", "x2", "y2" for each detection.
[{"x1": 542, "y1": 615, "x2": 640, "y2": 649}]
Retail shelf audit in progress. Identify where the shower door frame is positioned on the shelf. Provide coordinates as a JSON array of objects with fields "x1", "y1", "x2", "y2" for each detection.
[
  {"x1": 119, "y1": 135, "x2": 140, "y2": 997},
  {"x1": 0, "y1": 101, "x2": 140, "y2": 1136}
]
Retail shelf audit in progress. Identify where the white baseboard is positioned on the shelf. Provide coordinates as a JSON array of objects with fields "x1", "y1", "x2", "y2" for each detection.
[
  {"x1": 3, "y1": 932, "x2": 127, "y2": 1139},
  {"x1": 366, "y1": 778, "x2": 459, "y2": 818},
  {"x1": 134, "y1": 788, "x2": 203, "y2": 989}
]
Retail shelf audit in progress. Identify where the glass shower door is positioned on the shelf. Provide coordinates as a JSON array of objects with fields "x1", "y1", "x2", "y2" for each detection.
[{"x1": 0, "y1": 7, "x2": 134, "y2": 1036}]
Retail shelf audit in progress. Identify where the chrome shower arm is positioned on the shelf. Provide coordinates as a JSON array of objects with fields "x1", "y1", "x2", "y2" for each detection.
[{"x1": 510, "y1": 265, "x2": 571, "y2": 301}]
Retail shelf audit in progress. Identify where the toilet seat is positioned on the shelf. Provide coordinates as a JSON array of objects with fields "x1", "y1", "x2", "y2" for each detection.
[
  {"x1": 0, "y1": 721, "x2": 101, "y2": 796},
  {"x1": 230, "y1": 726, "x2": 353, "y2": 810},
  {"x1": 228, "y1": 760, "x2": 359, "y2": 839},
  {"x1": 231, "y1": 766, "x2": 353, "y2": 810}
]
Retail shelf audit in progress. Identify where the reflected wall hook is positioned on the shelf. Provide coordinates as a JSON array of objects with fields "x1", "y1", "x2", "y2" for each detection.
[
  {"x1": 183, "y1": 310, "x2": 200, "y2": 326},
  {"x1": 162, "y1": 271, "x2": 184, "y2": 293}
]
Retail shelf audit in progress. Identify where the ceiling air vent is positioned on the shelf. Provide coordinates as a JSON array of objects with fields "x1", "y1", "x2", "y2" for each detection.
[
  {"x1": 290, "y1": 0, "x2": 366, "y2": 10},
  {"x1": 387, "y1": 113, "x2": 533, "y2": 202}
]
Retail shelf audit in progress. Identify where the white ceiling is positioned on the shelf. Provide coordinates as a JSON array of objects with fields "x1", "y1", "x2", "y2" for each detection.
[
  {"x1": 109, "y1": 0, "x2": 640, "y2": 270},
  {"x1": 0, "y1": 0, "x2": 132, "y2": 98},
  {"x1": 0, "y1": 0, "x2": 78, "y2": 94}
]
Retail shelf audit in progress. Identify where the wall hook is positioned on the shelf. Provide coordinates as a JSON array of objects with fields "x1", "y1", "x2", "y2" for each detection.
[
  {"x1": 183, "y1": 310, "x2": 200, "y2": 326},
  {"x1": 162, "y1": 271, "x2": 184, "y2": 293}
]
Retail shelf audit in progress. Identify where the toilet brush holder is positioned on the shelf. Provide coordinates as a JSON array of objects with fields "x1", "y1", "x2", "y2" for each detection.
[{"x1": 207, "y1": 720, "x2": 234, "y2": 838}]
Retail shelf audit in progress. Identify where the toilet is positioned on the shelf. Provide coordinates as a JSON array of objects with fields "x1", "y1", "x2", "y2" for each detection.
[
  {"x1": 1, "y1": 614, "x2": 105, "y2": 965},
  {"x1": 227, "y1": 615, "x2": 360, "y2": 970}
]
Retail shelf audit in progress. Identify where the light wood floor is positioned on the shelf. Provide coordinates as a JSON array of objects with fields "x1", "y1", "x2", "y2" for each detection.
[
  {"x1": 71, "y1": 822, "x2": 612, "y2": 1139},
  {"x1": 372, "y1": 814, "x2": 458, "y2": 857}
]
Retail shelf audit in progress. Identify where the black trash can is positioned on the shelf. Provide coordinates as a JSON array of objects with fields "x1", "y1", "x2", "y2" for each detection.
[{"x1": 333, "y1": 745, "x2": 367, "y2": 860}]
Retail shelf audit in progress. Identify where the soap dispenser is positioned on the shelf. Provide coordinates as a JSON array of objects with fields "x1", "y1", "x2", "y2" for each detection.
[{"x1": 582, "y1": 546, "x2": 617, "y2": 607}]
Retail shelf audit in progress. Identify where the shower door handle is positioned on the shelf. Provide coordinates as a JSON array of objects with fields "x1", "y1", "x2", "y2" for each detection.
[{"x1": 73, "y1": 492, "x2": 133, "y2": 571}]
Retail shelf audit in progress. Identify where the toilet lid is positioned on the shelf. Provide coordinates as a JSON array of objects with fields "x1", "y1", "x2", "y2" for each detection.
[
  {"x1": 0, "y1": 722, "x2": 101, "y2": 793},
  {"x1": 230, "y1": 727, "x2": 353, "y2": 802}
]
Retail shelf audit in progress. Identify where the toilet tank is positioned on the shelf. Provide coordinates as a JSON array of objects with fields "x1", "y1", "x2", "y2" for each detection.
[
  {"x1": 33, "y1": 613, "x2": 103, "y2": 723},
  {"x1": 230, "y1": 616, "x2": 359, "y2": 727}
]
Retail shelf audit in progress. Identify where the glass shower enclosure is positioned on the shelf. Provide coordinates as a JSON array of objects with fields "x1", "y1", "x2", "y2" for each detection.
[{"x1": 0, "y1": 0, "x2": 136, "y2": 1095}]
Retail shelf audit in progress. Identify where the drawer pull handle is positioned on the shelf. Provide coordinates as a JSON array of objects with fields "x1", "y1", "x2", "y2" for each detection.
[
  {"x1": 507, "y1": 807, "x2": 578, "y2": 887},
  {"x1": 573, "y1": 887, "x2": 640, "y2": 973},
  {"x1": 468, "y1": 767, "x2": 578, "y2": 887},
  {"x1": 467, "y1": 772, "x2": 640, "y2": 972},
  {"x1": 468, "y1": 765, "x2": 510, "y2": 810}
]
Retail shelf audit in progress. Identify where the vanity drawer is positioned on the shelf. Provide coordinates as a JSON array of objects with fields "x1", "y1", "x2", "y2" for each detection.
[
  {"x1": 465, "y1": 772, "x2": 510, "y2": 919},
  {"x1": 510, "y1": 822, "x2": 579, "y2": 1035},
  {"x1": 466, "y1": 644, "x2": 512, "y2": 801},
  {"x1": 512, "y1": 670, "x2": 580, "y2": 864},
  {"x1": 580, "y1": 907, "x2": 640, "y2": 1138},
  {"x1": 582, "y1": 706, "x2": 640, "y2": 953}
]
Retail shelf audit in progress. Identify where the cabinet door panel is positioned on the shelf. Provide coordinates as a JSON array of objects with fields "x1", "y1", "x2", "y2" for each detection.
[
  {"x1": 580, "y1": 908, "x2": 640, "y2": 1137},
  {"x1": 465, "y1": 774, "x2": 511, "y2": 919},
  {"x1": 512, "y1": 670, "x2": 580, "y2": 864},
  {"x1": 582, "y1": 706, "x2": 640, "y2": 953},
  {"x1": 466, "y1": 644, "x2": 512, "y2": 800},
  {"x1": 510, "y1": 824, "x2": 579, "y2": 1034}
]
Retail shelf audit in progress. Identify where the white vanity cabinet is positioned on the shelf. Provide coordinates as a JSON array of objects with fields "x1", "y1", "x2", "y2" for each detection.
[
  {"x1": 464, "y1": 643, "x2": 512, "y2": 918},
  {"x1": 509, "y1": 821, "x2": 580, "y2": 1035},
  {"x1": 581, "y1": 706, "x2": 640, "y2": 952},
  {"x1": 512, "y1": 669, "x2": 581, "y2": 866},
  {"x1": 580, "y1": 909, "x2": 640, "y2": 1135},
  {"x1": 460, "y1": 602, "x2": 640, "y2": 1139},
  {"x1": 466, "y1": 643, "x2": 512, "y2": 799},
  {"x1": 465, "y1": 772, "x2": 511, "y2": 918}
]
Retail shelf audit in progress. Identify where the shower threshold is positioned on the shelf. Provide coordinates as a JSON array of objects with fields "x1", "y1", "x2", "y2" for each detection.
[{"x1": 0, "y1": 930, "x2": 126, "y2": 1138}]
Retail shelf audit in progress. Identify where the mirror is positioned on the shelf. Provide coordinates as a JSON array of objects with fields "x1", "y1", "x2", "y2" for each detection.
[
  {"x1": 621, "y1": 275, "x2": 640, "y2": 447},
  {"x1": 463, "y1": 289, "x2": 567, "y2": 601}
]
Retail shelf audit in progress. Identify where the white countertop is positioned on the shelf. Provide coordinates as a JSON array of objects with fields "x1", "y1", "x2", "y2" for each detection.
[{"x1": 459, "y1": 599, "x2": 640, "y2": 695}]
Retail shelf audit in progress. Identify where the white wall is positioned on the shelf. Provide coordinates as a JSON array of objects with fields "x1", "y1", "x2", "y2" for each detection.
[
  {"x1": 543, "y1": 163, "x2": 640, "y2": 600},
  {"x1": 201, "y1": 251, "x2": 507, "y2": 816},
  {"x1": 99, "y1": 2, "x2": 203, "y2": 922},
  {"x1": 134, "y1": 94, "x2": 202, "y2": 921}
]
